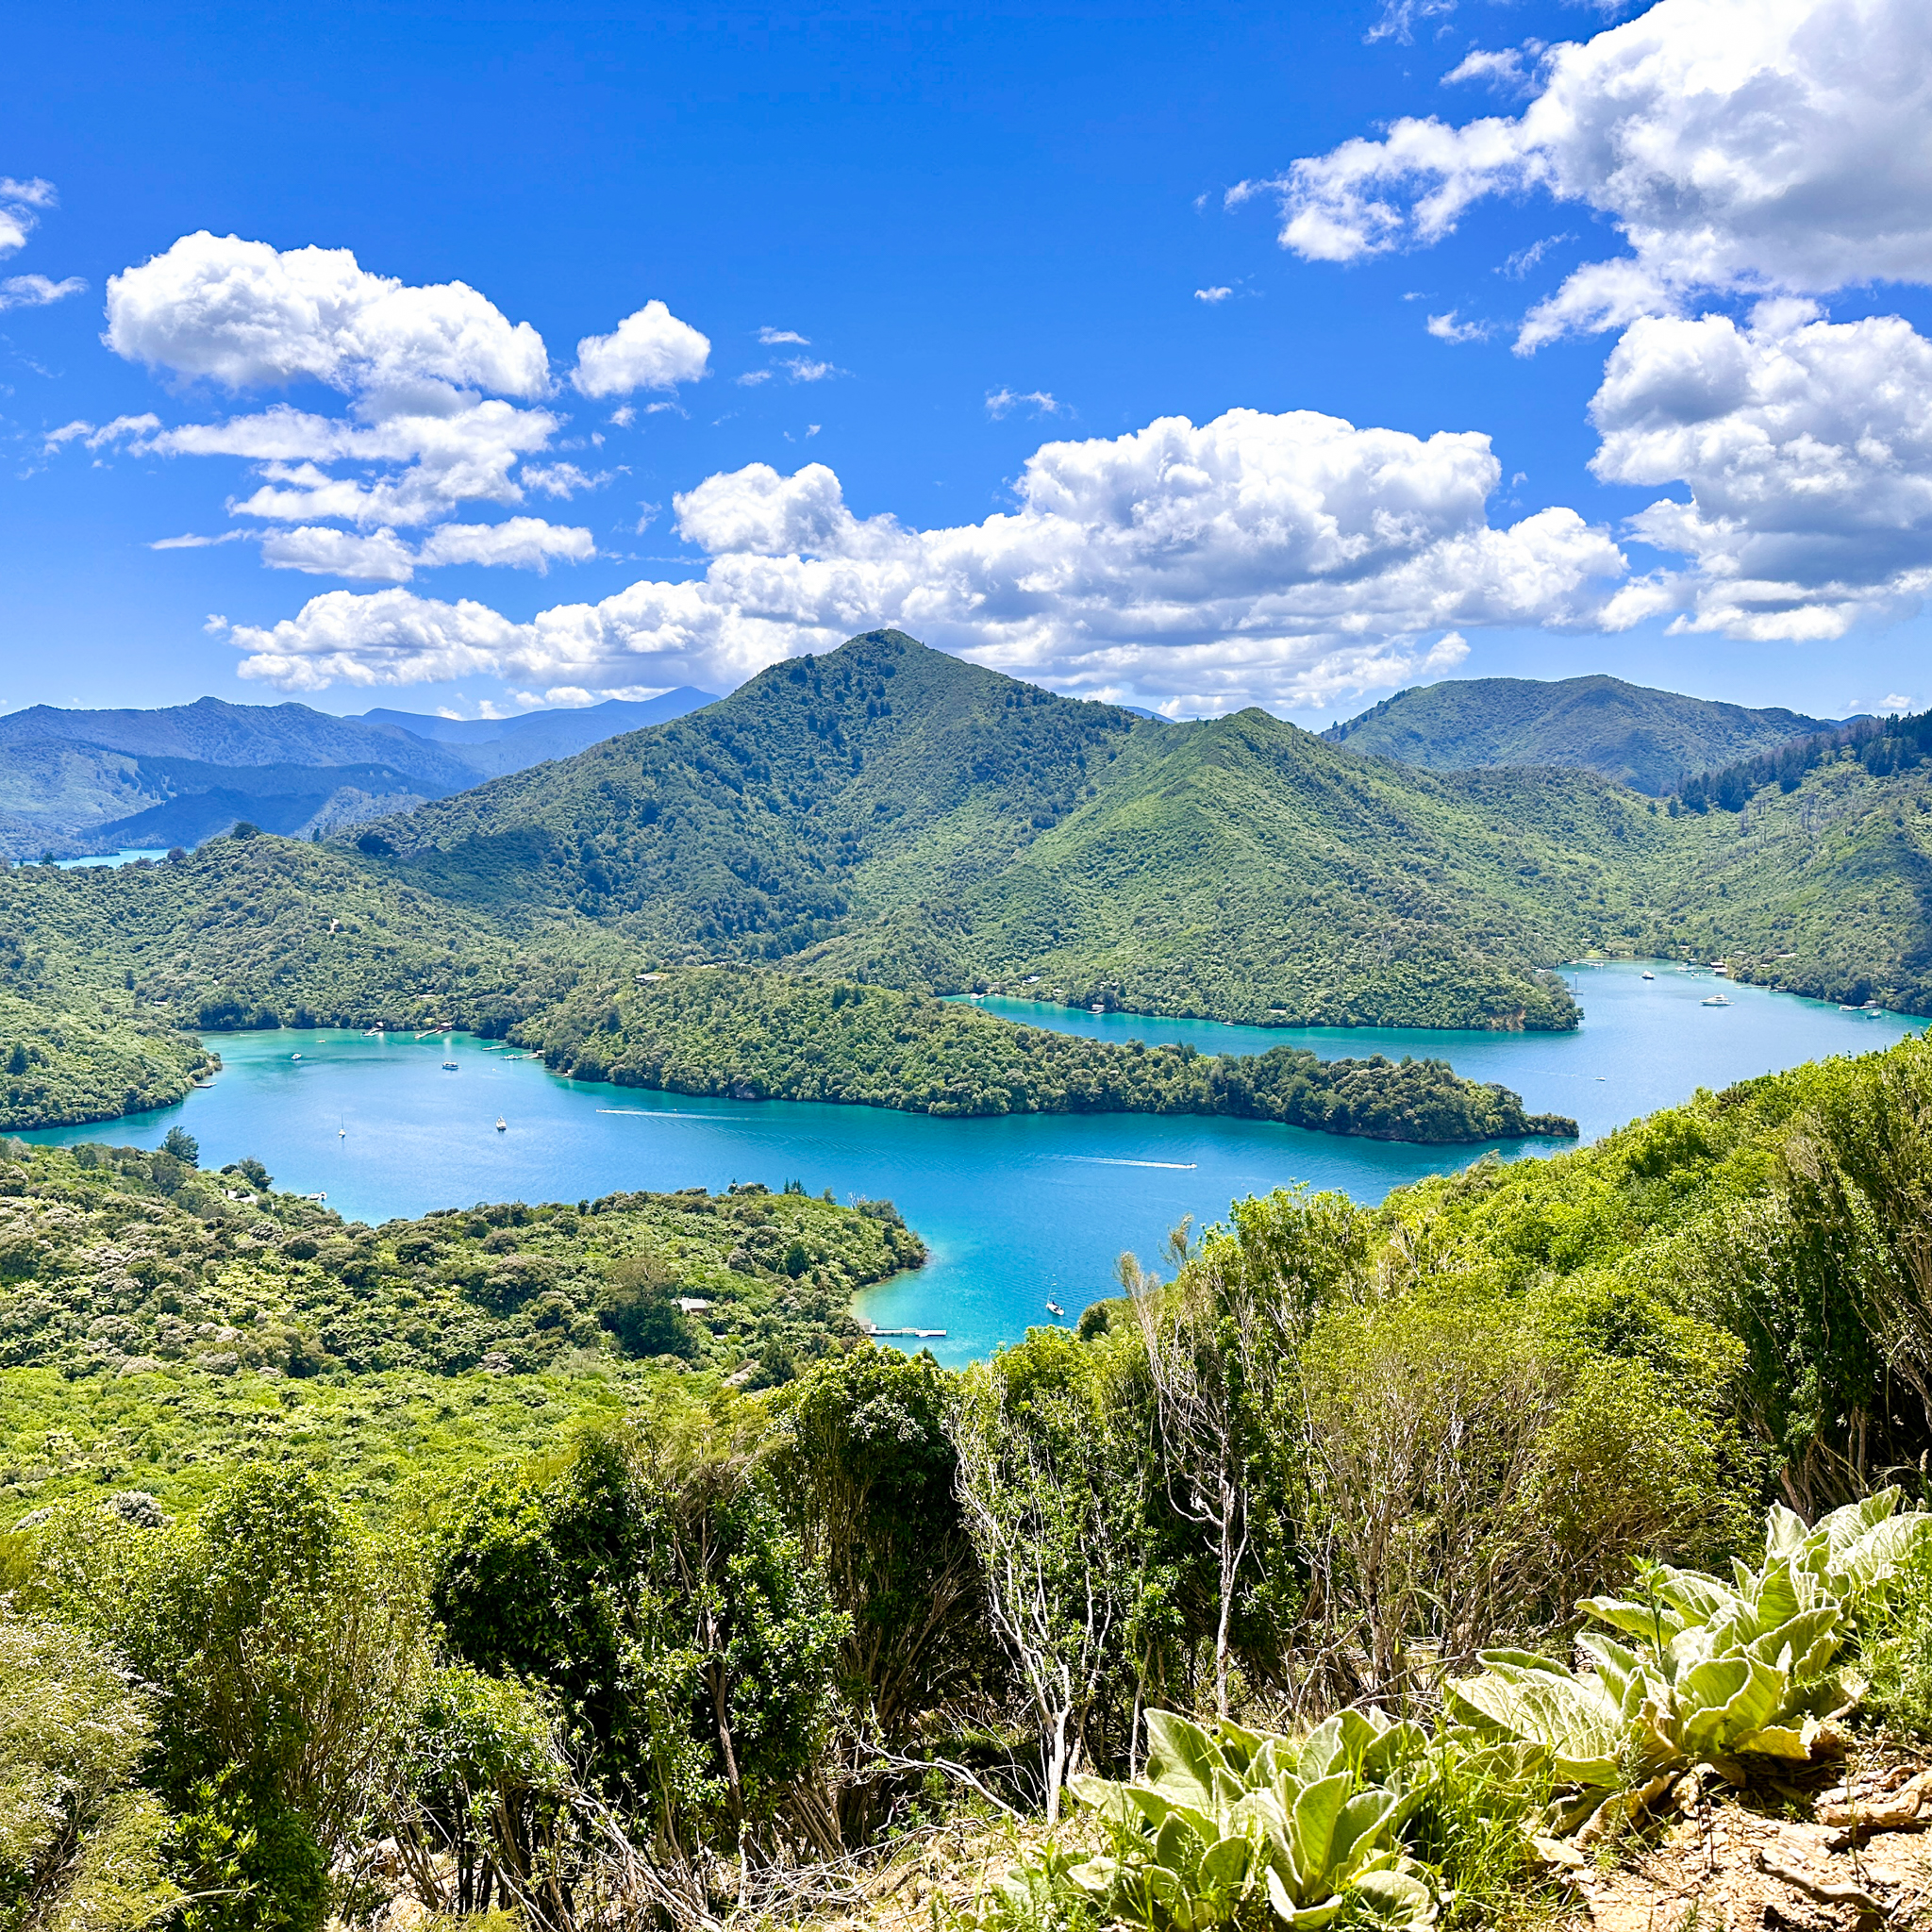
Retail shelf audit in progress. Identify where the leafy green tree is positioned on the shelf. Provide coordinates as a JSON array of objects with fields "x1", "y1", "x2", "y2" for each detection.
[
  {"x1": 161, "y1": 1126, "x2": 198, "y2": 1167},
  {"x1": 950, "y1": 1329, "x2": 1150, "y2": 1822},
  {"x1": 431, "y1": 1418, "x2": 848, "y2": 1857},
  {"x1": 771, "y1": 1348, "x2": 983, "y2": 1740},
  {"x1": 1692, "y1": 1041, "x2": 1932, "y2": 1511},
  {"x1": 35, "y1": 1468, "x2": 428, "y2": 1932},
  {"x1": 392, "y1": 1666, "x2": 573, "y2": 1918}
]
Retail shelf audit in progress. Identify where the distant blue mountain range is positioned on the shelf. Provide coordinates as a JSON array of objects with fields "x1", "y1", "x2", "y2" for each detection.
[{"x1": 0, "y1": 688, "x2": 719, "y2": 859}]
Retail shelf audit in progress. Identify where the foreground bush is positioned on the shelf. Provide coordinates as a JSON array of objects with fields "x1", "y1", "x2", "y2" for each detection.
[{"x1": 0, "y1": 1612, "x2": 177, "y2": 1932}]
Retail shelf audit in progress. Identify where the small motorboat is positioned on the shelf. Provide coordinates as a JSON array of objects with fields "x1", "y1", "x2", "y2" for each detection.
[
  {"x1": 1045, "y1": 1300, "x2": 1066, "y2": 1318},
  {"x1": 1702, "y1": 993, "x2": 1732, "y2": 1008},
  {"x1": 495, "y1": 1116, "x2": 508, "y2": 1132},
  {"x1": 291, "y1": 1052, "x2": 302, "y2": 1060},
  {"x1": 441, "y1": 1060, "x2": 458, "y2": 1070},
  {"x1": 1641, "y1": 971, "x2": 1655, "y2": 980}
]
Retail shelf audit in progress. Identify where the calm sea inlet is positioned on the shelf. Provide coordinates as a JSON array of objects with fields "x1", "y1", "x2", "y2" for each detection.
[{"x1": 16, "y1": 961, "x2": 1923, "y2": 1362}]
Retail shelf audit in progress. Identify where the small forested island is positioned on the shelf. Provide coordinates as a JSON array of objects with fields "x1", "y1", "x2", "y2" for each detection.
[{"x1": 518, "y1": 965, "x2": 1579, "y2": 1141}]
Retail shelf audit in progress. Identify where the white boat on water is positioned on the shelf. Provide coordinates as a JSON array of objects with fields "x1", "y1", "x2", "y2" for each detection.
[
  {"x1": 1702, "y1": 993, "x2": 1732, "y2": 1007},
  {"x1": 1641, "y1": 971, "x2": 1655, "y2": 979},
  {"x1": 495, "y1": 1116, "x2": 508, "y2": 1132}
]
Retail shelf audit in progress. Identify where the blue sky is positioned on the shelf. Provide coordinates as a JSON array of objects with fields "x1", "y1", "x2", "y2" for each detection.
[{"x1": 5, "y1": 0, "x2": 1932, "y2": 724}]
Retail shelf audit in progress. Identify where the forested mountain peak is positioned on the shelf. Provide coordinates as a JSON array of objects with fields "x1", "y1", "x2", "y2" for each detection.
[
  {"x1": 345, "y1": 632, "x2": 1665, "y2": 1027},
  {"x1": 355, "y1": 629, "x2": 1145, "y2": 953},
  {"x1": 1324, "y1": 674, "x2": 1835, "y2": 796}
]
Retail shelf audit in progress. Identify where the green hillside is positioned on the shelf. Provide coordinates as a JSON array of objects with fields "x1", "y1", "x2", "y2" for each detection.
[
  {"x1": 1636, "y1": 740, "x2": 1932, "y2": 1008},
  {"x1": 362, "y1": 628, "x2": 1137, "y2": 951},
  {"x1": 15, "y1": 640, "x2": 1932, "y2": 1137},
  {"x1": 1325, "y1": 674, "x2": 1830, "y2": 795},
  {"x1": 359, "y1": 631, "x2": 1687, "y2": 1029},
  {"x1": 0, "y1": 836, "x2": 622, "y2": 1124},
  {"x1": 816, "y1": 707, "x2": 1671, "y2": 1027},
  {"x1": 0, "y1": 1137, "x2": 912, "y2": 1385},
  {"x1": 0, "y1": 1138, "x2": 918, "y2": 1522},
  {"x1": 516, "y1": 965, "x2": 1578, "y2": 1141}
]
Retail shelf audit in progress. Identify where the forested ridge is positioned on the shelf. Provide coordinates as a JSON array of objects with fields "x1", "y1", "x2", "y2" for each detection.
[
  {"x1": 1325, "y1": 674, "x2": 1831, "y2": 795},
  {"x1": 8, "y1": 1034, "x2": 1932, "y2": 1932},
  {"x1": 520, "y1": 965, "x2": 1578, "y2": 1141},
  {"x1": 355, "y1": 630, "x2": 1651, "y2": 1030},
  {"x1": 0, "y1": 1136, "x2": 919, "y2": 1390}
]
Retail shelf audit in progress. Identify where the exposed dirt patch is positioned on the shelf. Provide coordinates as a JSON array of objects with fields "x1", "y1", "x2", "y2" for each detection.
[{"x1": 1573, "y1": 1760, "x2": 1932, "y2": 1932}]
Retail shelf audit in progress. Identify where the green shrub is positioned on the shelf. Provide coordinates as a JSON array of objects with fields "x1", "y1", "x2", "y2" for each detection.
[
  {"x1": 0, "y1": 1611, "x2": 179, "y2": 1932},
  {"x1": 29, "y1": 1467, "x2": 429, "y2": 1932}
]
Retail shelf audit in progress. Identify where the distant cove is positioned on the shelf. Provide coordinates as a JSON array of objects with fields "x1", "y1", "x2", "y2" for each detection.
[{"x1": 16, "y1": 959, "x2": 1924, "y2": 1361}]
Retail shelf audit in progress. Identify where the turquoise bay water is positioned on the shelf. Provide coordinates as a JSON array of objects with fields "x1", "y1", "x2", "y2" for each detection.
[
  {"x1": 50, "y1": 849, "x2": 172, "y2": 869},
  {"x1": 16, "y1": 963, "x2": 1922, "y2": 1363}
]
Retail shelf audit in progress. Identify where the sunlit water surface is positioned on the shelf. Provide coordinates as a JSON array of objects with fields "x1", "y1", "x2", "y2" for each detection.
[{"x1": 17, "y1": 962, "x2": 1921, "y2": 1362}]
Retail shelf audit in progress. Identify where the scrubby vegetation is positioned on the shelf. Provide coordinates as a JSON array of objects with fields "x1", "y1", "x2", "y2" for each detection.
[
  {"x1": 0, "y1": 1136, "x2": 919, "y2": 1395},
  {"x1": 5, "y1": 1030, "x2": 1932, "y2": 1932},
  {"x1": 518, "y1": 967, "x2": 1578, "y2": 1141}
]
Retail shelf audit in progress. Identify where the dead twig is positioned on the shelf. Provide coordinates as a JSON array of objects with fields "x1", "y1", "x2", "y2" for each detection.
[
  {"x1": 1753, "y1": 1850, "x2": 1890, "y2": 1924},
  {"x1": 862, "y1": 1745, "x2": 1024, "y2": 1823}
]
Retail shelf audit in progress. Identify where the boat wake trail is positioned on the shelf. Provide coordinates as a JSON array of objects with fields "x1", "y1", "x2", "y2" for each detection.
[
  {"x1": 1057, "y1": 1155, "x2": 1198, "y2": 1170},
  {"x1": 596, "y1": 1108, "x2": 771, "y2": 1124}
]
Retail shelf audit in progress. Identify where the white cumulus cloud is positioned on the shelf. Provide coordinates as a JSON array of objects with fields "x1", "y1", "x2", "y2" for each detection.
[
  {"x1": 1591, "y1": 303, "x2": 1932, "y2": 640},
  {"x1": 1425, "y1": 310, "x2": 1489, "y2": 342},
  {"x1": 261, "y1": 526, "x2": 420, "y2": 582},
  {"x1": 257, "y1": 517, "x2": 594, "y2": 582},
  {"x1": 105, "y1": 231, "x2": 552, "y2": 395},
  {"x1": 225, "y1": 405, "x2": 1641, "y2": 712},
  {"x1": 417, "y1": 517, "x2": 596, "y2": 572},
  {"x1": 571, "y1": 299, "x2": 711, "y2": 397},
  {"x1": 0, "y1": 176, "x2": 57, "y2": 258},
  {"x1": 1252, "y1": 0, "x2": 1932, "y2": 348},
  {"x1": 67, "y1": 233, "x2": 703, "y2": 587}
]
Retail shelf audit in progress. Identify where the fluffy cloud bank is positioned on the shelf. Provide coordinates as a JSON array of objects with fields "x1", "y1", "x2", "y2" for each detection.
[
  {"x1": 1592, "y1": 303, "x2": 1932, "y2": 640},
  {"x1": 105, "y1": 232, "x2": 552, "y2": 395},
  {"x1": 225, "y1": 406, "x2": 1644, "y2": 710},
  {"x1": 1258, "y1": 0, "x2": 1932, "y2": 347},
  {"x1": 58, "y1": 232, "x2": 708, "y2": 580}
]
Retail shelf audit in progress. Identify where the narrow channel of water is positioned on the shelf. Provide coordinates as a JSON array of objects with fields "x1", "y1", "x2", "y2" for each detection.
[{"x1": 14, "y1": 963, "x2": 1921, "y2": 1361}]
